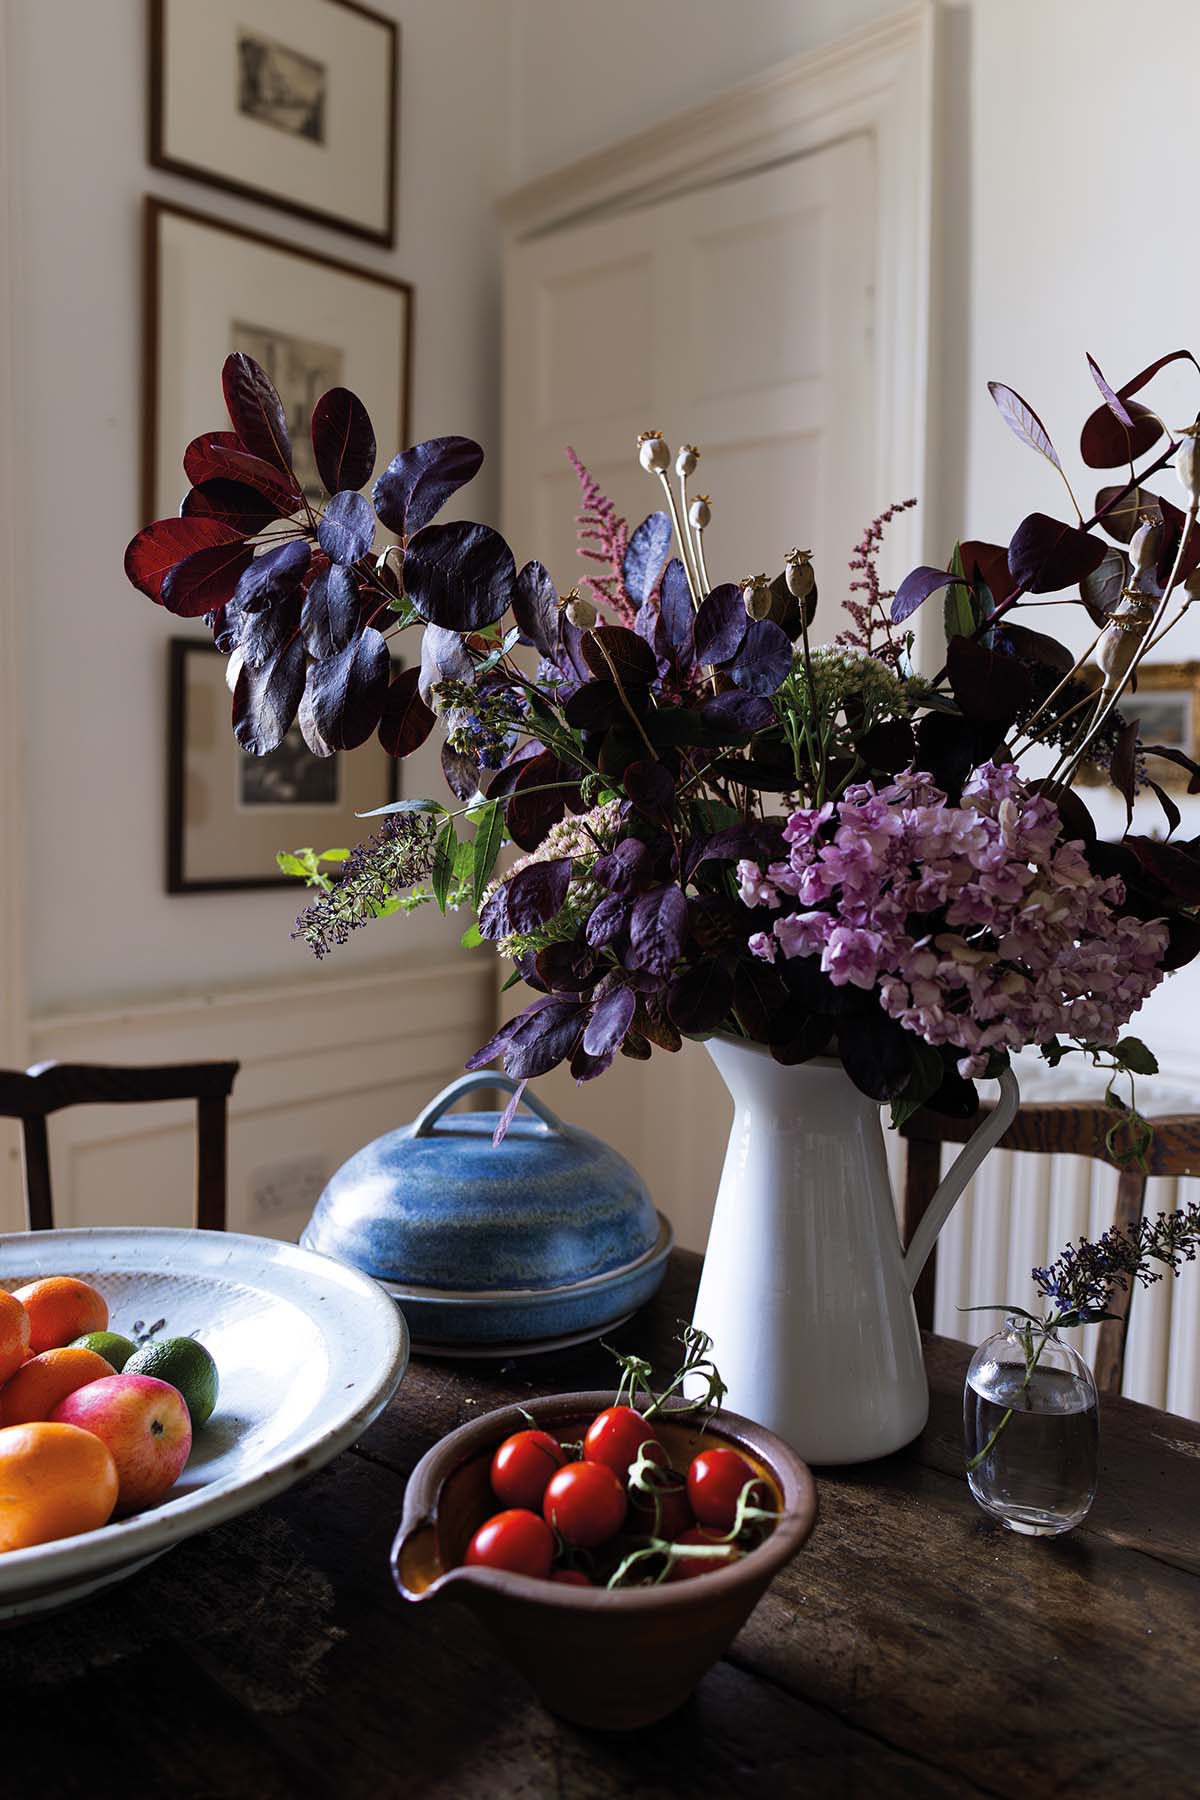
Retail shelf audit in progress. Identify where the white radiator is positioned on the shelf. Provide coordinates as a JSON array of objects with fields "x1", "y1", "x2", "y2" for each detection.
[{"x1": 887, "y1": 1054, "x2": 1200, "y2": 1421}]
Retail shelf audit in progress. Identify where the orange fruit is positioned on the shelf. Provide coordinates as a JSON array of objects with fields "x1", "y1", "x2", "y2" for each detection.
[
  {"x1": 13, "y1": 1277, "x2": 108, "y2": 1353},
  {"x1": 0, "y1": 1346, "x2": 115, "y2": 1426},
  {"x1": 0, "y1": 1290, "x2": 31, "y2": 1385},
  {"x1": 0, "y1": 1421, "x2": 118, "y2": 1551}
]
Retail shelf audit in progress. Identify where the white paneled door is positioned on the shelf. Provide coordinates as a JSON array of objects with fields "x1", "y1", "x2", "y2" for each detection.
[{"x1": 502, "y1": 136, "x2": 878, "y2": 1250}]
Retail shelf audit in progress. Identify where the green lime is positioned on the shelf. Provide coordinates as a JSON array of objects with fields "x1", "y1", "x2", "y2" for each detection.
[
  {"x1": 71, "y1": 1330, "x2": 137, "y2": 1371},
  {"x1": 124, "y1": 1335, "x2": 219, "y2": 1427}
]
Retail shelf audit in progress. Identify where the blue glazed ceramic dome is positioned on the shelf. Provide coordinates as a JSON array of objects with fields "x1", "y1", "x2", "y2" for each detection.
[{"x1": 302, "y1": 1073, "x2": 670, "y2": 1349}]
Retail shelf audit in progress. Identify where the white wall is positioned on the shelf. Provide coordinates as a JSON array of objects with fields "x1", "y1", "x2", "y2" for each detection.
[{"x1": 7, "y1": 0, "x2": 510, "y2": 1020}]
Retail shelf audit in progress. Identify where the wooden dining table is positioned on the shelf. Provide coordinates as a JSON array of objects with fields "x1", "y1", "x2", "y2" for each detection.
[{"x1": 4, "y1": 1248, "x2": 1198, "y2": 1798}]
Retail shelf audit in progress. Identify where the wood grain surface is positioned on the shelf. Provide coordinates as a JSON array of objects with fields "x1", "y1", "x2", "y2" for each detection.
[{"x1": 3, "y1": 1252, "x2": 1197, "y2": 1798}]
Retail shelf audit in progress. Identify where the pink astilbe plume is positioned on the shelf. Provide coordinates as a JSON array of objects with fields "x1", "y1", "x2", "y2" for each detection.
[
  {"x1": 836, "y1": 496, "x2": 917, "y2": 670},
  {"x1": 566, "y1": 446, "x2": 636, "y2": 625}
]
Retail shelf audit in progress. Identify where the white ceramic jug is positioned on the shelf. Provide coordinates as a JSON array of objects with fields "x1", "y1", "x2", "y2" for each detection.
[{"x1": 692, "y1": 1037, "x2": 1020, "y2": 1463}]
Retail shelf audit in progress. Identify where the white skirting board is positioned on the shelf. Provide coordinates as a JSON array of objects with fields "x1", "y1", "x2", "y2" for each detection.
[{"x1": 8, "y1": 955, "x2": 495, "y2": 1241}]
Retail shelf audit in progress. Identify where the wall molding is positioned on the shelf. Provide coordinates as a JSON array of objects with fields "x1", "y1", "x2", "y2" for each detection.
[
  {"x1": 28, "y1": 955, "x2": 495, "y2": 1235},
  {"x1": 498, "y1": 0, "x2": 939, "y2": 651}
]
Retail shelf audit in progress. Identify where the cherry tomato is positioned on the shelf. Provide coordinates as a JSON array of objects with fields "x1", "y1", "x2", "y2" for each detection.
[
  {"x1": 687, "y1": 1447, "x2": 768, "y2": 1531},
  {"x1": 549, "y1": 1569, "x2": 593, "y2": 1587},
  {"x1": 543, "y1": 1460, "x2": 627, "y2": 1548},
  {"x1": 583, "y1": 1406, "x2": 665, "y2": 1483},
  {"x1": 629, "y1": 1470, "x2": 694, "y2": 1540},
  {"x1": 666, "y1": 1525, "x2": 742, "y2": 1582},
  {"x1": 490, "y1": 1428, "x2": 566, "y2": 1510},
  {"x1": 465, "y1": 1508, "x2": 554, "y2": 1578}
]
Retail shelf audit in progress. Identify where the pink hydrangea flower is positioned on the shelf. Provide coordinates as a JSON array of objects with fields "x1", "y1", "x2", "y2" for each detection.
[{"x1": 743, "y1": 763, "x2": 1168, "y2": 1063}]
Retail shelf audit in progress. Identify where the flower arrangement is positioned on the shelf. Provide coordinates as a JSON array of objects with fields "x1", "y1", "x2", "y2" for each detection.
[{"x1": 125, "y1": 349, "x2": 1200, "y2": 1132}]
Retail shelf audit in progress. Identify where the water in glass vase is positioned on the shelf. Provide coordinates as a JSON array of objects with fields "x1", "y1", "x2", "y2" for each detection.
[{"x1": 964, "y1": 1324, "x2": 1099, "y2": 1536}]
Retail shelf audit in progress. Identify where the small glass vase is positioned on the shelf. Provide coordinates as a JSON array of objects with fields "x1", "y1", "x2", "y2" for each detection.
[{"x1": 963, "y1": 1317, "x2": 1099, "y2": 1536}]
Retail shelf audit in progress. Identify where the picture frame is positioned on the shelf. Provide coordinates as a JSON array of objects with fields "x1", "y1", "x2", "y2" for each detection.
[
  {"x1": 149, "y1": 0, "x2": 399, "y2": 246},
  {"x1": 143, "y1": 197, "x2": 412, "y2": 522},
  {"x1": 167, "y1": 638, "x2": 400, "y2": 894},
  {"x1": 1127, "y1": 661, "x2": 1200, "y2": 792}
]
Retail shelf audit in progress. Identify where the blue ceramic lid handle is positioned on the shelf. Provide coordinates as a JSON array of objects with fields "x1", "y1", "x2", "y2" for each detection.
[{"x1": 410, "y1": 1072, "x2": 572, "y2": 1139}]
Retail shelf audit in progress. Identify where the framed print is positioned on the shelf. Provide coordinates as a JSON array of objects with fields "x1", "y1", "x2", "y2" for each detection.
[
  {"x1": 149, "y1": 0, "x2": 398, "y2": 246},
  {"x1": 144, "y1": 198, "x2": 412, "y2": 520},
  {"x1": 1128, "y1": 662, "x2": 1200, "y2": 792},
  {"x1": 167, "y1": 639, "x2": 400, "y2": 893}
]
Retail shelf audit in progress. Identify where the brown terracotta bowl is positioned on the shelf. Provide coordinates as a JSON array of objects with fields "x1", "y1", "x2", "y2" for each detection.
[{"x1": 391, "y1": 1390, "x2": 818, "y2": 1730}]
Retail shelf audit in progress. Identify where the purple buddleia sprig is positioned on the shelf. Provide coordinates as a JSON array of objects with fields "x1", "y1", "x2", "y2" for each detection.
[
  {"x1": 1033, "y1": 1202, "x2": 1200, "y2": 1325},
  {"x1": 966, "y1": 1199, "x2": 1200, "y2": 1473},
  {"x1": 292, "y1": 813, "x2": 438, "y2": 958}
]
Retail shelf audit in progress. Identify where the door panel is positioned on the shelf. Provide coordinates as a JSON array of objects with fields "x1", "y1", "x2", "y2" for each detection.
[{"x1": 502, "y1": 136, "x2": 877, "y2": 1250}]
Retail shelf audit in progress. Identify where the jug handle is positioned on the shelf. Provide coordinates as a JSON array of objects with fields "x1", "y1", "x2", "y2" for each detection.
[
  {"x1": 902, "y1": 1066, "x2": 1020, "y2": 1293},
  {"x1": 411, "y1": 1071, "x2": 572, "y2": 1138}
]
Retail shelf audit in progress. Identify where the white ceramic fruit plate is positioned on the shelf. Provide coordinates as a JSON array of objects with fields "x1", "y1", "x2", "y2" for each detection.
[{"x1": 0, "y1": 1226, "x2": 409, "y2": 1620}]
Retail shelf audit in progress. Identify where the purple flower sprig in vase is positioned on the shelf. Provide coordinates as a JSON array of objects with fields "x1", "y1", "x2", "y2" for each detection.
[{"x1": 963, "y1": 1202, "x2": 1200, "y2": 1534}]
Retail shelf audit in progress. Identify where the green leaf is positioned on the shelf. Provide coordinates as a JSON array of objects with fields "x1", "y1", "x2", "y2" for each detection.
[
  {"x1": 500, "y1": 967, "x2": 524, "y2": 993},
  {"x1": 470, "y1": 800, "x2": 504, "y2": 908},
  {"x1": 276, "y1": 852, "x2": 310, "y2": 878},
  {"x1": 1116, "y1": 1035, "x2": 1158, "y2": 1076},
  {"x1": 889, "y1": 1039, "x2": 944, "y2": 1129},
  {"x1": 318, "y1": 847, "x2": 351, "y2": 863},
  {"x1": 460, "y1": 920, "x2": 483, "y2": 949},
  {"x1": 432, "y1": 817, "x2": 457, "y2": 913},
  {"x1": 357, "y1": 797, "x2": 445, "y2": 818},
  {"x1": 453, "y1": 834, "x2": 475, "y2": 883},
  {"x1": 942, "y1": 543, "x2": 980, "y2": 641}
]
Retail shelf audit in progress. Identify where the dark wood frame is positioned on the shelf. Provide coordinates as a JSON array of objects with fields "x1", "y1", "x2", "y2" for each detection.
[
  {"x1": 148, "y1": 0, "x2": 399, "y2": 247},
  {"x1": 0, "y1": 1059, "x2": 239, "y2": 1232},
  {"x1": 141, "y1": 195, "x2": 414, "y2": 524},
  {"x1": 900, "y1": 1099, "x2": 1200, "y2": 1395},
  {"x1": 166, "y1": 638, "x2": 401, "y2": 895}
]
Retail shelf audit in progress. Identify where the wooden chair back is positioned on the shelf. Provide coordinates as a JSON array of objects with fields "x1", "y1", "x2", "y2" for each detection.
[
  {"x1": 900, "y1": 1100, "x2": 1200, "y2": 1394},
  {"x1": 0, "y1": 1060, "x2": 240, "y2": 1233}
]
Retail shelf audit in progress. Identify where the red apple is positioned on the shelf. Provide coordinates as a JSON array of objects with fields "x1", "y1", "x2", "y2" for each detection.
[{"x1": 52, "y1": 1373, "x2": 192, "y2": 1514}]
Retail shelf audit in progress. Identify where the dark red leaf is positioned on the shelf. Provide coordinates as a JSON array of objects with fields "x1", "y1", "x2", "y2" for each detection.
[
  {"x1": 731, "y1": 959, "x2": 788, "y2": 1040},
  {"x1": 564, "y1": 680, "x2": 623, "y2": 732},
  {"x1": 1147, "y1": 780, "x2": 1181, "y2": 837},
  {"x1": 233, "y1": 539, "x2": 311, "y2": 614},
  {"x1": 232, "y1": 634, "x2": 306, "y2": 754},
  {"x1": 160, "y1": 539, "x2": 254, "y2": 617},
  {"x1": 658, "y1": 558, "x2": 695, "y2": 663},
  {"x1": 124, "y1": 516, "x2": 245, "y2": 601},
  {"x1": 372, "y1": 436, "x2": 484, "y2": 539},
  {"x1": 1079, "y1": 351, "x2": 1198, "y2": 469},
  {"x1": 239, "y1": 591, "x2": 302, "y2": 670},
  {"x1": 858, "y1": 718, "x2": 917, "y2": 772},
  {"x1": 987, "y1": 382, "x2": 1062, "y2": 469},
  {"x1": 491, "y1": 1079, "x2": 529, "y2": 1145},
  {"x1": 301, "y1": 565, "x2": 361, "y2": 656},
  {"x1": 728, "y1": 618, "x2": 792, "y2": 695},
  {"x1": 317, "y1": 489, "x2": 375, "y2": 566},
  {"x1": 378, "y1": 666, "x2": 435, "y2": 758},
  {"x1": 1142, "y1": 743, "x2": 1200, "y2": 795},
  {"x1": 580, "y1": 625, "x2": 658, "y2": 685},
  {"x1": 585, "y1": 895, "x2": 629, "y2": 948},
  {"x1": 694, "y1": 585, "x2": 747, "y2": 665},
  {"x1": 622, "y1": 513, "x2": 672, "y2": 605},
  {"x1": 1085, "y1": 353, "x2": 1135, "y2": 428},
  {"x1": 183, "y1": 434, "x2": 300, "y2": 509},
  {"x1": 583, "y1": 985, "x2": 637, "y2": 1058},
  {"x1": 1130, "y1": 836, "x2": 1200, "y2": 904},
  {"x1": 181, "y1": 479, "x2": 283, "y2": 535},
  {"x1": 594, "y1": 838, "x2": 651, "y2": 895},
  {"x1": 891, "y1": 566, "x2": 955, "y2": 624},
  {"x1": 480, "y1": 857, "x2": 573, "y2": 939},
  {"x1": 512, "y1": 560, "x2": 559, "y2": 659},
  {"x1": 1093, "y1": 484, "x2": 1160, "y2": 543},
  {"x1": 699, "y1": 691, "x2": 775, "y2": 738},
  {"x1": 624, "y1": 759, "x2": 674, "y2": 824},
  {"x1": 1007, "y1": 513, "x2": 1107, "y2": 594},
  {"x1": 837, "y1": 1010, "x2": 915, "y2": 1102},
  {"x1": 625, "y1": 884, "x2": 688, "y2": 976},
  {"x1": 222, "y1": 353, "x2": 293, "y2": 475},
  {"x1": 946, "y1": 636, "x2": 1032, "y2": 723},
  {"x1": 1110, "y1": 715, "x2": 1139, "y2": 826},
  {"x1": 404, "y1": 520, "x2": 515, "y2": 631},
  {"x1": 505, "y1": 752, "x2": 574, "y2": 851},
  {"x1": 441, "y1": 738, "x2": 479, "y2": 802},
  {"x1": 418, "y1": 621, "x2": 474, "y2": 703},
  {"x1": 311, "y1": 387, "x2": 376, "y2": 495},
  {"x1": 959, "y1": 540, "x2": 1012, "y2": 606},
  {"x1": 503, "y1": 999, "x2": 585, "y2": 1080},
  {"x1": 304, "y1": 628, "x2": 390, "y2": 751},
  {"x1": 1080, "y1": 545, "x2": 1130, "y2": 621},
  {"x1": 667, "y1": 961, "x2": 734, "y2": 1033}
]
